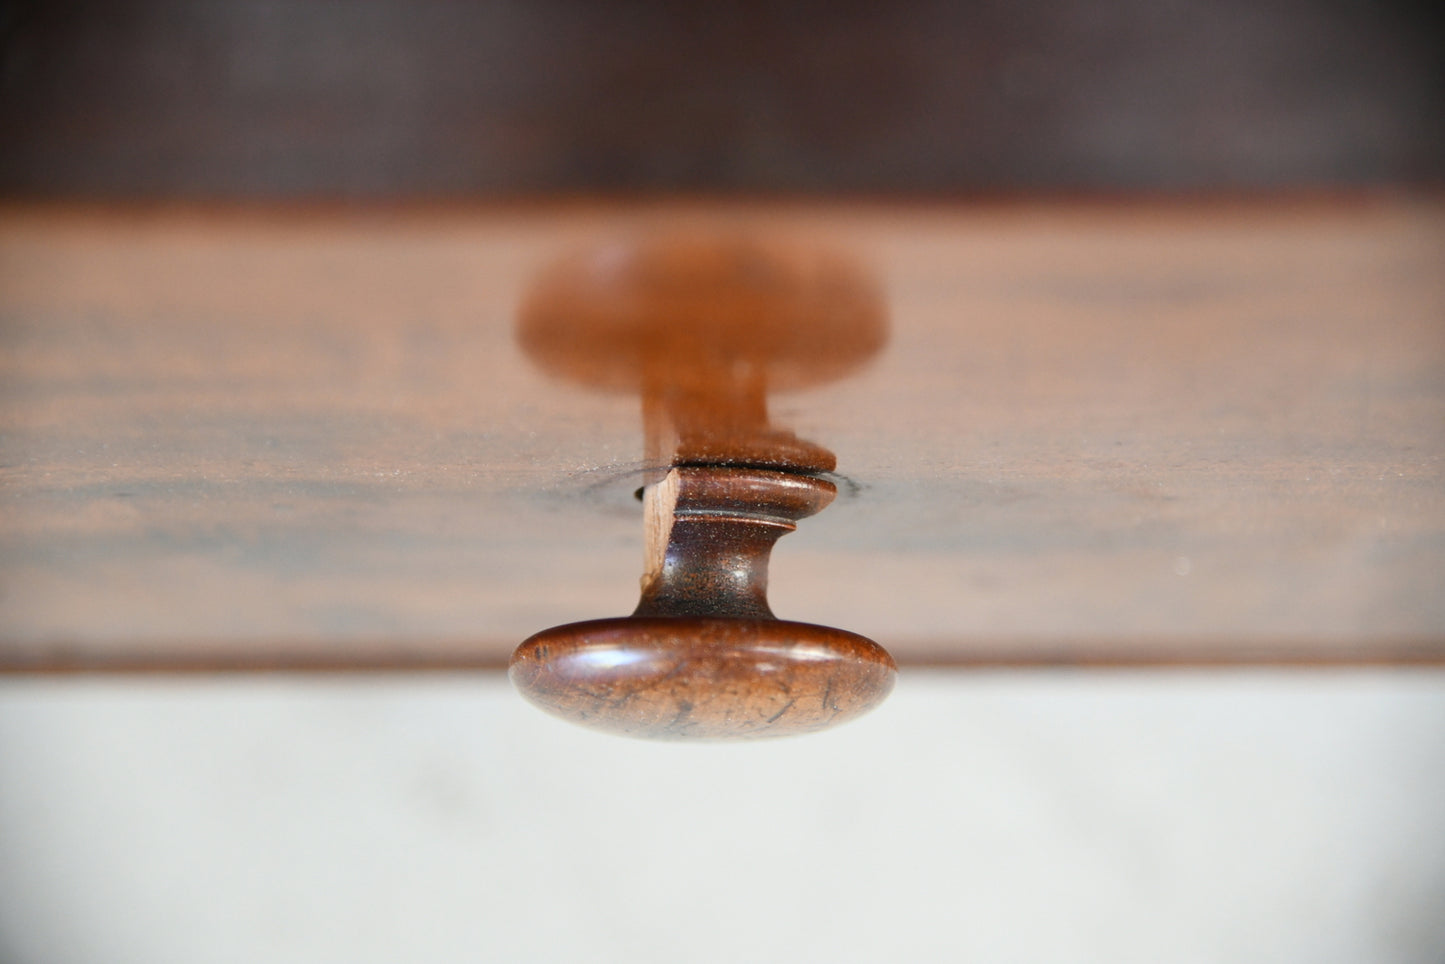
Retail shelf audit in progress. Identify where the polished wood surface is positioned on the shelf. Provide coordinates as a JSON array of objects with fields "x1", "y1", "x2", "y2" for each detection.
[{"x1": 1, "y1": 198, "x2": 1442, "y2": 670}]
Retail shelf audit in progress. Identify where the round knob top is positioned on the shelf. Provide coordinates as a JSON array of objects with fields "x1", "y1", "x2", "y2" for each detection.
[{"x1": 510, "y1": 617, "x2": 896, "y2": 740}]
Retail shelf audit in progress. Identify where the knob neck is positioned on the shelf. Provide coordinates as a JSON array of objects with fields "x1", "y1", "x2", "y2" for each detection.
[{"x1": 633, "y1": 466, "x2": 836, "y2": 619}]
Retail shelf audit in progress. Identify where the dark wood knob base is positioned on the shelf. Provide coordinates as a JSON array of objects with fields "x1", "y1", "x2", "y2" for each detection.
[
  {"x1": 511, "y1": 465, "x2": 896, "y2": 740},
  {"x1": 510, "y1": 617, "x2": 895, "y2": 740}
]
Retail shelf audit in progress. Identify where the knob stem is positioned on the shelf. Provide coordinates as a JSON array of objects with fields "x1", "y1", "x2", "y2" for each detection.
[{"x1": 635, "y1": 467, "x2": 835, "y2": 619}]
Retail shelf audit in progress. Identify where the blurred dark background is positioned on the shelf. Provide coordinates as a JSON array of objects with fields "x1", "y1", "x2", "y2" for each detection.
[{"x1": 1, "y1": 0, "x2": 1441, "y2": 198}]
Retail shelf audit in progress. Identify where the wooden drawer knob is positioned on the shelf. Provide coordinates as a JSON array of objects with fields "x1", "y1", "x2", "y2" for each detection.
[
  {"x1": 510, "y1": 465, "x2": 895, "y2": 740},
  {"x1": 511, "y1": 233, "x2": 893, "y2": 739}
]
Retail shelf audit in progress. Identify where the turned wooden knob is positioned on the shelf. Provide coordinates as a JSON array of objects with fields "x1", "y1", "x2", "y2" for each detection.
[
  {"x1": 510, "y1": 466, "x2": 896, "y2": 740},
  {"x1": 512, "y1": 234, "x2": 893, "y2": 740}
]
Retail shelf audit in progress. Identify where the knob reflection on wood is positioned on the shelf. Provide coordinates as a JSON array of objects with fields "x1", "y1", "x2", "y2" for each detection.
[
  {"x1": 509, "y1": 466, "x2": 896, "y2": 740},
  {"x1": 516, "y1": 235, "x2": 886, "y2": 474}
]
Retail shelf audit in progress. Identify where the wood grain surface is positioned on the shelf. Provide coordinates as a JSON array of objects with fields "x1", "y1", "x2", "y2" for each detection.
[{"x1": 1, "y1": 198, "x2": 1442, "y2": 670}]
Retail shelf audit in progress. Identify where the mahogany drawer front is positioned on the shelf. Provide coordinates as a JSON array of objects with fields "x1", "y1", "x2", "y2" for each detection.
[{"x1": 1, "y1": 199, "x2": 1442, "y2": 670}]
